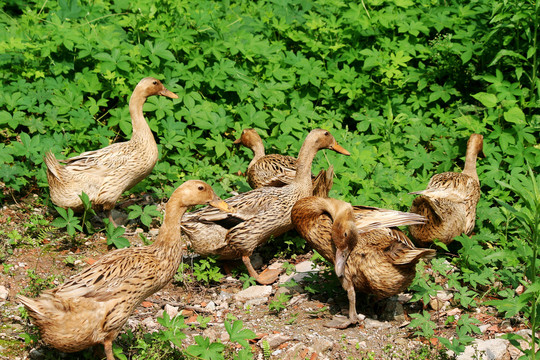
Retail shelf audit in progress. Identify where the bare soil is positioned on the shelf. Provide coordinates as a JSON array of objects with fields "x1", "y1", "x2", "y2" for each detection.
[{"x1": 0, "y1": 198, "x2": 525, "y2": 360}]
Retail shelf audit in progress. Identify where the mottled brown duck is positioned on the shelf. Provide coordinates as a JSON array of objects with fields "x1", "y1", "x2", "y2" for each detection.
[
  {"x1": 291, "y1": 196, "x2": 435, "y2": 327},
  {"x1": 45, "y1": 77, "x2": 178, "y2": 226},
  {"x1": 182, "y1": 129, "x2": 350, "y2": 284},
  {"x1": 409, "y1": 134, "x2": 483, "y2": 246},
  {"x1": 233, "y1": 128, "x2": 334, "y2": 197},
  {"x1": 18, "y1": 180, "x2": 230, "y2": 360}
]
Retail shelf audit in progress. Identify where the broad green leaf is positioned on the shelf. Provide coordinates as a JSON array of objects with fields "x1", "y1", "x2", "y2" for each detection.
[{"x1": 472, "y1": 92, "x2": 498, "y2": 108}]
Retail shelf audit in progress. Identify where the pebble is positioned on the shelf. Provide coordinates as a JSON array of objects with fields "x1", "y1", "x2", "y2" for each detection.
[
  {"x1": 205, "y1": 301, "x2": 216, "y2": 311},
  {"x1": 245, "y1": 297, "x2": 269, "y2": 308},
  {"x1": 234, "y1": 285, "x2": 272, "y2": 302},
  {"x1": 364, "y1": 318, "x2": 392, "y2": 330},
  {"x1": 312, "y1": 337, "x2": 334, "y2": 353},
  {"x1": 164, "y1": 304, "x2": 179, "y2": 319},
  {"x1": 456, "y1": 338, "x2": 509, "y2": 360},
  {"x1": 0, "y1": 285, "x2": 8, "y2": 300},
  {"x1": 258, "y1": 333, "x2": 291, "y2": 349}
]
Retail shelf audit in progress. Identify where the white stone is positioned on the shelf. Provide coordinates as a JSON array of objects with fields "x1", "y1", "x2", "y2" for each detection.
[
  {"x1": 164, "y1": 304, "x2": 179, "y2": 319},
  {"x1": 456, "y1": 338, "x2": 509, "y2": 360},
  {"x1": 312, "y1": 337, "x2": 334, "y2": 353},
  {"x1": 205, "y1": 301, "x2": 216, "y2": 311},
  {"x1": 234, "y1": 285, "x2": 272, "y2": 302},
  {"x1": 364, "y1": 318, "x2": 392, "y2": 329},
  {"x1": 279, "y1": 261, "x2": 320, "y2": 284},
  {"x1": 245, "y1": 297, "x2": 269, "y2": 308},
  {"x1": 258, "y1": 333, "x2": 291, "y2": 349},
  {"x1": 0, "y1": 286, "x2": 8, "y2": 300}
]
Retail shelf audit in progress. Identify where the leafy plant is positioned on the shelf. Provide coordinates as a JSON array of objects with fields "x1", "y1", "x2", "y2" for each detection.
[
  {"x1": 127, "y1": 204, "x2": 161, "y2": 229},
  {"x1": 268, "y1": 293, "x2": 291, "y2": 314},
  {"x1": 104, "y1": 219, "x2": 130, "y2": 249},
  {"x1": 50, "y1": 207, "x2": 82, "y2": 237},
  {"x1": 238, "y1": 273, "x2": 256, "y2": 289},
  {"x1": 192, "y1": 257, "x2": 224, "y2": 285}
]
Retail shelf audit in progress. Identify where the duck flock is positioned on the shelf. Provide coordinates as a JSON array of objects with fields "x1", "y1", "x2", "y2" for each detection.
[{"x1": 18, "y1": 77, "x2": 484, "y2": 359}]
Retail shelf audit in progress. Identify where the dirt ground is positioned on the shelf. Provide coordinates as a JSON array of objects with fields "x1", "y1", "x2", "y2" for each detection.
[{"x1": 0, "y1": 198, "x2": 528, "y2": 360}]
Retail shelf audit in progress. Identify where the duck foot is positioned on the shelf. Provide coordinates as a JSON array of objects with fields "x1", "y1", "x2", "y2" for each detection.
[
  {"x1": 242, "y1": 256, "x2": 282, "y2": 285},
  {"x1": 323, "y1": 315, "x2": 357, "y2": 329}
]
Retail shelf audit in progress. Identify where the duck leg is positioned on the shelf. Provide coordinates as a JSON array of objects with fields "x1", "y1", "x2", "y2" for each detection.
[
  {"x1": 324, "y1": 280, "x2": 365, "y2": 329},
  {"x1": 103, "y1": 338, "x2": 115, "y2": 360},
  {"x1": 107, "y1": 209, "x2": 118, "y2": 227},
  {"x1": 242, "y1": 256, "x2": 282, "y2": 285}
]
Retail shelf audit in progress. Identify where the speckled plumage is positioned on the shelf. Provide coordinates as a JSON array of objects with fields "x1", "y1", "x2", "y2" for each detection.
[
  {"x1": 45, "y1": 77, "x2": 178, "y2": 224},
  {"x1": 234, "y1": 128, "x2": 334, "y2": 197},
  {"x1": 292, "y1": 197, "x2": 435, "y2": 323},
  {"x1": 409, "y1": 134, "x2": 483, "y2": 246},
  {"x1": 182, "y1": 129, "x2": 350, "y2": 284},
  {"x1": 18, "y1": 180, "x2": 229, "y2": 360}
]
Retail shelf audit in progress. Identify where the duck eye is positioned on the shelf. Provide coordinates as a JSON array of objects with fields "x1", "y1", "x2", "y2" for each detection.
[
  {"x1": 153, "y1": 80, "x2": 158, "y2": 85},
  {"x1": 324, "y1": 131, "x2": 329, "y2": 136},
  {"x1": 198, "y1": 185, "x2": 204, "y2": 191}
]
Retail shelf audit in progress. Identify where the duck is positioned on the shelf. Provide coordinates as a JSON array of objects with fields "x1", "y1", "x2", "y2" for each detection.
[
  {"x1": 233, "y1": 128, "x2": 334, "y2": 197},
  {"x1": 45, "y1": 77, "x2": 178, "y2": 226},
  {"x1": 181, "y1": 129, "x2": 350, "y2": 284},
  {"x1": 18, "y1": 180, "x2": 230, "y2": 360},
  {"x1": 291, "y1": 196, "x2": 436, "y2": 327},
  {"x1": 408, "y1": 134, "x2": 484, "y2": 246}
]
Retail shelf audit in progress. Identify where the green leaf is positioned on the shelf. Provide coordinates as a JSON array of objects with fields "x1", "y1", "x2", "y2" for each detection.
[
  {"x1": 472, "y1": 92, "x2": 498, "y2": 108},
  {"x1": 503, "y1": 107, "x2": 526, "y2": 124}
]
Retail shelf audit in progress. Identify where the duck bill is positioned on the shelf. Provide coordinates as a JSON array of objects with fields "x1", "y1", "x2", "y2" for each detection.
[
  {"x1": 233, "y1": 137, "x2": 242, "y2": 144},
  {"x1": 331, "y1": 143, "x2": 350, "y2": 156},
  {"x1": 160, "y1": 88, "x2": 179, "y2": 99},
  {"x1": 334, "y1": 248, "x2": 351, "y2": 277},
  {"x1": 209, "y1": 196, "x2": 232, "y2": 213}
]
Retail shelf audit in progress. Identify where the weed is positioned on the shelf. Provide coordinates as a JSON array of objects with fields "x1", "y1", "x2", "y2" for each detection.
[
  {"x1": 268, "y1": 293, "x2": 291, "y2": 314},
  {"x1": 104, "y1": 219, "x2": 130, "y2": 249},
  {"x1": 127, "y1": 204, "x2": 161, "y2": 229},
  {"x1": 192, "y1": 257, "x2": 224, "y2": 285}
]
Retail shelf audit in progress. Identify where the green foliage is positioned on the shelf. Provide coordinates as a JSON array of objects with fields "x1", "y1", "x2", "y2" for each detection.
[
  {"x1": 268, "y1": 293, "x2": 291, "y2": 314},
  {"x1": 50, "y1": 207, "x2": 82, "y2": 236},
  {"x1": 238, "y1": 273, "x2": 256, "y2": 289},
  {"x1": 192, "y1": 257, "x2": 224, "y2": 285},
  {"x1": 104, "y1": 219, "x2": 130, "y2": 249},
  {"x1": 21, "y1": 269, "x2": 63, "y2": 297},
  {"x1": 127, "y1": 204, "x2": 161, "y2": 229}
]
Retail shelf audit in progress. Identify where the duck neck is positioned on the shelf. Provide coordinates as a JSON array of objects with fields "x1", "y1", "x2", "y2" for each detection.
[
  {"x1": 462, "y1": 146, "x2": 479, "y2": 181},
  {"x1": 150, "y1": 198, "x2": 187, "y2": 264},
  {"x1": 248, "y1": 142, "x2": 265, "y2": 169},
  {"x1": 293, "y1": 140, "x2": 318, "y2": 191},
  {"x1": 129, "y1": 89, "x2": 152, "y2": 140}
]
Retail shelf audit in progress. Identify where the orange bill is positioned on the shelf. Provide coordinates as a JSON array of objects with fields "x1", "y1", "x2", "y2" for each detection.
[
  {"x1": 160, "y1": 88, "x2": 179, "y2": 99},
  {"x1": 331, "y1": 143, "x2": 350, "y2": 156},
  {"x1": 209, "y1": 196, "x2": 233, "y2": 213}
]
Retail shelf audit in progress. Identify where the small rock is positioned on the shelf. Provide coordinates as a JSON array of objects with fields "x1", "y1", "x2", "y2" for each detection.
[
  {"x1": 29, "y1": 348, "x2": 45, "y2": 360},
  {"x1": 364, "y1": 318, "x2": 392, "y2": 330},
  {"x1": 250, "y1": 253, "x2": 264, "y2": 269},
  {"x1": 202, "y1": 327, "x2": 220, "y2": 343},
  {"x1": 429, "y1": 298, "x2": 444, "y2": 311},
  {"x1": 141, "y1": 317, "x2": 159, "y2": 332},
  {"x1": 446, "y1": 308, "x2": 462, "y2": 316},
  {"x1": 479, "y1": 324, "x2": 490, "y2": 333},
  {"x1": 312, "y1": 337, "x2": 334, "y2": 353},
  {"x1": 500, "y1": 319, "x2": 513, "y2": 332},
  {"x1": 245, "y1": 297, "x2": 268, "y2": 308},
  {"x1": 258, "y1": 333, "x2": 291, "y2": 349},
  {"x1": 397, "y1": 293, "x2": 413, "y2": 303},
  {"x1": 0, "y1": 285, "x2": 9, "y2": 300},
  {"x1": 456, "y1": 338, "x2": 509, "y2": 360},
  {"x1": 148, "y1": 228, "x2": 159, "y2": 237},
  {"x1": 164, "y1": 304, "x2": 179, "y2": 319},
  {"x1": 234, "y1": 285, "x2": 272, "y2": 302},
  {"x1": 436, "y1": 290, "x2": 453, "y2": 302},
  {"x1": 205, "y1": 301, "x2": 216, "y2": 311}
]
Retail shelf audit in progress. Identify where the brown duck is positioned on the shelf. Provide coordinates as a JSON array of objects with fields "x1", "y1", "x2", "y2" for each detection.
[
  {"x1": 233, "y1": 128, "x2": 334, "y2": 197},
  {"x1": 292, "y1": 196, "x2": 435, "y2": 327},
  {"x1": 18, "y1": 180, "x2": 230, "y2": 360},
  {"x1": 182, "y1": 129, "x2": 350, "y2": 284},
  {"x1": 45, "y1": 77, "x2": 178, "y2": 226},
  {"x1": 409, "y1": 134, "x2": 483, "y2": 246}
]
